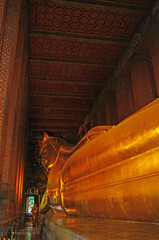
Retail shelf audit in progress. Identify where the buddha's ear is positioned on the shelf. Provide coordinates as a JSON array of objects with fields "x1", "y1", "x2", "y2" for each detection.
[{"x1": 43, "y1": 132, "x2": 49, "y2": 140}]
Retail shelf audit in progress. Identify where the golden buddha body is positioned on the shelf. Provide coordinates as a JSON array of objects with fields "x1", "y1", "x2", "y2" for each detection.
[{"x1": 40, "y1": 99, "x2": 159, "y2": 222}]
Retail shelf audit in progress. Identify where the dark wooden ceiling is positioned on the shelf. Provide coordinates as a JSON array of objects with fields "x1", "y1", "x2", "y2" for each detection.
[{"x1": 28, "y1": 0, "x2": 153, "y2": 139}]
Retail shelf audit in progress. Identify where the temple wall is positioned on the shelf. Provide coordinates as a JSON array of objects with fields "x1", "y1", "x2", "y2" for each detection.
[{"x1": 0, "y1": 0, "x2": 28, "y2": 236}]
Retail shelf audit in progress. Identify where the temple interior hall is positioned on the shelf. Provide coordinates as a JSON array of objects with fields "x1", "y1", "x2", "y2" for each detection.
[{"x1": 1, "y1": 0, "x2": 159, "y2": 239}]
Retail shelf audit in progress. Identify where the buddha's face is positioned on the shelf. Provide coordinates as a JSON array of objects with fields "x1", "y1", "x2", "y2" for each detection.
[{"x1": 41, "y1": 141, "x2": 57, "y2": 169}]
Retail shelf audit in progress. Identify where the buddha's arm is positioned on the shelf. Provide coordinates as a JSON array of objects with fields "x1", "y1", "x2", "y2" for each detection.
[{"x1": 39, "y1": 189, "x2": 50, "y2": 213}]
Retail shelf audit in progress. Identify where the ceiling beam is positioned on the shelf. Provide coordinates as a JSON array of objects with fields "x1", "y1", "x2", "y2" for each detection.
[
  {"x1": 29, "y1": 57, "x2": 115, "y2": 67},
  {"x1": 29, "y1": 77, "x2": 104, "y2": 86},
  {"x1": 29, "y1": 0, "x2": 149, "y2": 10},
  {"x1": 29, "y1": 30, "x2": 128, "y2": 43},
  {"x1": 30, "y1": 126, "x2": 78, "y2": 130},
  {"x1": 30, "y1": 126, "x2": 78, "y2": 135},
  {"x1": 29, "y1": 105, "x2": 90, "y2": 111},
  {"x1": 30, "y1": 122, "x2": 80, "y2": 128},
  {"x1": 30, "y1": 92, "x2": 96, "y2": 99},
  {"x1": 58, "y1": 0, "x2": 149, "y2": 10},
  {"x1": 29, "y1": 115, "x2": 84, "y2": 120},
  {"x1": 29, "y1": 32, "x2": 127, "y2": 46}
]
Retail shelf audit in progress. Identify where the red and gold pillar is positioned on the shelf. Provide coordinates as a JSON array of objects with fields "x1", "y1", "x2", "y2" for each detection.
[
  {"x1": 149, "y1": 24, "x2": 159, "y2": 98},
  {"x1": 0, "y1": 0, "x2": 28, "y2": 236},
  {"x1": 97, "y1": 104, "x2": 106, "y2": 125},
  {"x1": 130, "y1": 54, "x2": 154, "y2": 111},
  {"x1": 90, "y1": 113, "x2": 97, "y2": 129},
  {"x1": 115, "y1": 73, "x2": 134, "y2": 122},
  {"x1": 105, "y1": 92, "x2": 118, "y2": 125}
]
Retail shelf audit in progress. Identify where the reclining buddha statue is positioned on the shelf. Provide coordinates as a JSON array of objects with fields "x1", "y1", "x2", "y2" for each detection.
[{"x1": 40, "y1": 98, "x2": 159, "y2": 222}]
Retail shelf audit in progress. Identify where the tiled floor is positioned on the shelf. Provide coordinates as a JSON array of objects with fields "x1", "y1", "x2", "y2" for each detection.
[
  {"x1": 14, "y1": 215, "x2": 159, "y2": 240},
  {"x1": 42, "y1": 214, "x2": 159, "y2": 240},
  {"x1": 15, "y1": 222, "x2": 40, "y2": 240}
]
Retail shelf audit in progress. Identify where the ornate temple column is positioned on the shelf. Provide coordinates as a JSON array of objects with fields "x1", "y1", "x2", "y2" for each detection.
[
  {"x1": 149, "y1": 24, "x2": 159, "y2": 97},
  {"x1": 130, "y1": 54, "x2": 154, "y2": 111},
  {"x1": 105, "y1": 92, "x2": 118, "y2": 125},
  {"x1": 0, "y1": 0, "x2": 27, "y2": 236},
  {"x1": 96, "y1": 90, "x2": 106, "y2": 126},
  {"x1": 97, "y1": 104, "x2": 106, "y2": 125},
  {"x1": 0, "y1": 0, "x2": 7, "y2": 200},
  {"x1": 10, "y1": 61, "x2": 28, "y2": 224},
  {"x1": 0, "y1": 0, "x2": 5, "y2": 33},
  {"x1": 8, "y1": 6, "x2": 28, "y2": 224},
  {"x1": 115, "y1": 73, "x2": 134, "y2": 122},
  {"x1": 84, "y1": 124, "x2": 88, "y2": 135},
  {"x1": 90, "y1": 113, "x2": 97, "y2": 129}
]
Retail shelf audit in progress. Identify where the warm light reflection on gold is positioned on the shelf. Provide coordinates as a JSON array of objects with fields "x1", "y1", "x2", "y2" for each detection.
[
  {"x1": 40, "y1": 98, "x2": 159, "y2": 222},
  {"x1": 48, "y1": 163, "x2": 53, "y2": 169}
]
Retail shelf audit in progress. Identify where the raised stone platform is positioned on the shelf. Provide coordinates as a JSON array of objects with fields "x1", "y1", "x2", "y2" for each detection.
[{"x1": 39, "y1": 214, "x2": 159, "y2": 240}]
